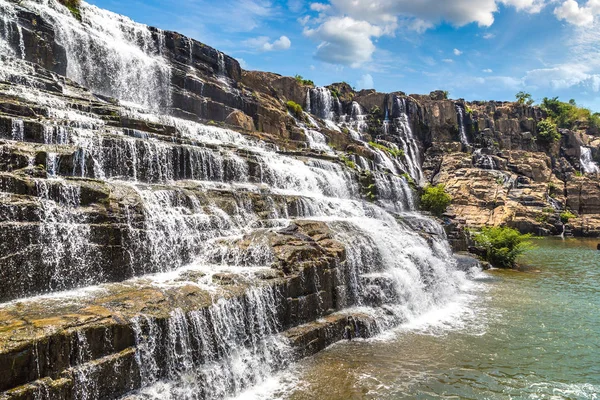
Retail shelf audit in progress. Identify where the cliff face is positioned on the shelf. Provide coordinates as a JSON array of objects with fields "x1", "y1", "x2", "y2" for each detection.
[
  {"x1": 1, "y1": 0, "x2": 599, "y2": 397},
  {"x1": 235, "y1": 74, "x2": 600, "y2": 237},
  {"x1": 0, "y1": 1, "x2": 474, "y2": 398}
]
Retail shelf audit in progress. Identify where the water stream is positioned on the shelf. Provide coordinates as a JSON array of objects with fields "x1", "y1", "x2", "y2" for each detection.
[
  {"x1": 0, "y1": 1, "x2": 478, "y2": 399},
  {"x1": 267, "y1": 238, "x2": 600, "y2": 400}
]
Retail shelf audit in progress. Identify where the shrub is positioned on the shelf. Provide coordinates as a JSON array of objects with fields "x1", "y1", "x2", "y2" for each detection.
[
  {"x1": 420, "y1": 184, "x2": 452, "y2": 217},
  {"x1": 340, "y1": 155, "x2": 357, "y2": 170},
  {"x1": 560, "y1": 211, "x2": 576, "y2": 224},
  {"x1": 536, "y1": 213, "x2": 549, "y2": 223},
  {"x1": 515, "y1": 91, "x2": 534, "y2": 106},
  {"x1": 58, "y1": 0, "x2": 82, "y2": 20},
  {"x1": 541, "y1": 96, "x2": 600, "y2": 131},
  {"x1": 368, "y1": 141, "x2": 404, "y2": 158},
  {"x1": 473, "y1": 227, "x2": 533, "y2": 268},
  {"x1": 294, "y1": 75, "x2": 314, "y2": 86},
  {"x1": 536, "y1": 119, "x2": 560, "y2": 142},
  {"x1": 286, "y1": 100, "x2": 303, "y2": 118}
]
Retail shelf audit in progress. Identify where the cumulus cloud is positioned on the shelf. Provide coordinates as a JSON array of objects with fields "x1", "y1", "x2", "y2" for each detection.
[
  {"x1": 303, "y1": 17, "x2": 382, "y2": 67},
  {"x1": 525, "y1": 63, "x2": 600, "y2": 90},
  {"x1": 244, "y1": 35, "x2": 292, "y2": 51},
  {"x1": 483, "y1": 68, "x2": 494, "y2": 73},
  {"x1": 301, "y1": 0, "x2": 583, "y2": 68},
  {"x1": 301, "y1": 0, "x2": 552, "y2": 67},
  {"x1": 500, "y1": 0, "x2": 547, "y2": 13},
  {"x1": 443, "y1": 58, "x2": 454, "y2": 63},
  {"x1": 327, "y1": 0, "x2": 499, "y2": 30},
  {"x1": 356, "y1": 73, "x2": 374, "y2": 89},
  {"x1": 554, "y1": 0, "x2": 595, "y2": 25}
]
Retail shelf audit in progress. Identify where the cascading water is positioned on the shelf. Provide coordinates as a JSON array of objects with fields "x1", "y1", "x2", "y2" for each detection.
[
  {"x1": 473, "y1": 148, "x2": 496, "y2": 170},
  {"x1": 389, "y1": 97, "x2": 424, "y2": 184},
  {"x1": 130, "y1": 286, "x2": 291, "y2": 400},
  {"x1": 580, "y1": 146, "x2": 599, "y2": 174},
  {"x1": 456, "y1": 104, "x2": 470, "y2": 146},
  {"x1": 305, "y1": 87, "x2": 343, "y2": 132},
  {"x1": 0, "y1": 1, "x2": 475, "y2": 399}
]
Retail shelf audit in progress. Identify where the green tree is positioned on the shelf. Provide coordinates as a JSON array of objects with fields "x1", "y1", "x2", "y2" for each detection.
[
  {"x1": 473, "y1": 227, "x2": 533, "y2": 268},
  {"x1": 420, "y1": 184, "x2": 452, "y2": 217},
  {"x1": 515, "y1": 91, "x2": 534, "y2": 106},
  {"x1": 541, "y1": 96, "x2": 600, "y2": 130},
  {"x1": 536, "y1": 119, "x2": 560, "y2": 142}
]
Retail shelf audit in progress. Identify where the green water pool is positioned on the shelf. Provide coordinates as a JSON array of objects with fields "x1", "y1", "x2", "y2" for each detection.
[{"x1": 278, "y1": 238, "x2": 600, "y2": 399}]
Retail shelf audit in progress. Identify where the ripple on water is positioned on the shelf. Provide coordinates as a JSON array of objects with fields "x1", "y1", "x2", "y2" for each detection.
[{"x1": 280, "y1": 238, "x2": 600, "y2": 400}]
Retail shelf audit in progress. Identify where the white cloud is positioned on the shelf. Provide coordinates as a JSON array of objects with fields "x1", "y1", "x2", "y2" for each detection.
[
  {"x1": 301, "y1": 0, "x2": 551, "y2": 67},
  {"x1": 310, "y1": 3, "x2": 331, "y2": 12},
  {"x1": 500, "y1": 0, "x2": 547, "y2": 13},
  {"x1": 554, "y1": 0, "x2": 595, "y2": 25},
  {"x1": 356, "y1": 73, "x2": 374, "y2": 89},
  {"x1": 483, "y1": 32, "x2": 496, "y2": 39},
  {"x1": 486, "y1": 75, "x2": 524, "y2": 90},
  {"x1": 327, "y1": 0, "x2": 499, "y2": 30},
  {"x1": 443, "y1": 58, "x2": 454, "y2": 63},
  {"x1": 409, "y1": 19, "x2": 435, "y2": 33},
  {"x1": 298, "y1": 15, "x2": 311, "y2": 25},
  {"x1": 482, "y1": 68, "x2": 494, "y2": 73},
  {"x1": 236, "y1": 58, "x2": 249, "y2": 69},
  {"x1": 304, "y1": 16, "x2": 383, "y2": 67},
  {"x1": 524, "y1": 63, "x2": 600, "y2": 90},
  {"x1": 244, "y1": 35, "x2": 292, "y2": 51}
]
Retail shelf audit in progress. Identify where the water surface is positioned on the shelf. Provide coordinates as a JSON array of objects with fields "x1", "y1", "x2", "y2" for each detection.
[{"x1": 258, "y1": 238, "x2": 600, "y2": 399}]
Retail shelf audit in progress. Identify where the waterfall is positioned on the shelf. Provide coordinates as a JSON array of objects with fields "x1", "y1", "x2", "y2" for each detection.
[
  {"x1": 473, "y1": 148, "x2": 496, "y2": 170},
  {"x1": 580, "y1": 146, "x2": 599, "y2": 174},
  {"x1": 0, "y1": 0, "x2": 171, "y2": 110},
  {"x1": 294, "y1": 111, "x2": 332, "y2": 153},
  {"x1": 0, "y1": 1, "x2": 475, "y2": 399},
  {"x1": 131, "y1": 286, "x2": 291, "y2": 400},
  {"x1": 456, "y1": 104, "x2": 469, "y2": 146},
  {"x1": 306, "y1": 87, "x2": 338, "y2": 121},
  {"x1": 390, "y1": 97, "x2": 424, "y2": 184}
]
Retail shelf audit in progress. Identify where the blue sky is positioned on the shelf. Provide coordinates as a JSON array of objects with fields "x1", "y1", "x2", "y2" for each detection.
[{"x1": 88, "y1": 0, "x2": 600, "y2": 111}]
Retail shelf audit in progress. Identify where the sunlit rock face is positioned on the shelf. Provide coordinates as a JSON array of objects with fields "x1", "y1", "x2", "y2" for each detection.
[{"x1": 0, "y1": 1, "x2": 478, "y2": 399}]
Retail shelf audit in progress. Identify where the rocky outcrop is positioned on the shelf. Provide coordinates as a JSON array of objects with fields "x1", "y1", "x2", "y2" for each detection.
[{"x1": 0, "y1": 0, "x2": 596, "y2": 398}]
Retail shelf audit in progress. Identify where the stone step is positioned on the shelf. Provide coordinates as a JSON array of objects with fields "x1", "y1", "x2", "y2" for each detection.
[{"x1": 0, "y1": 222, "x2": 345, "y2": 396}]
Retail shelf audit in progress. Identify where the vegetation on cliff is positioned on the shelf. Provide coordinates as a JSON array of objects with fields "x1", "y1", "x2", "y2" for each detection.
[
  {"x1": 540, "y1": 97, "x2": 600, "y2": 131},
  {"x1": 536, "y1": 119, "x2": 560, "y2": 142},
  {"x1": 286, "y1": 100, "x2": 303, "y2": 118},
  {"x1": 473, "y1": 227, "x2": 533, "y2": 268},
  {"x1": 515, "y1": 91, "x2": 535, "y2": 106},
  {"x1": 294, "y1": 75, "x2": 314, "y2": 86},
  {"x1": 420, "y1": 184, "x2": 452, "y2": 217},
  {"x1": 560, "y1": 211, "x2": 577, "y2": 224},
  {"x1": 58, "y1": 0, "x2": 82, "y2": 20},
  {"x1": 368, "y1": 141, "x2": 404, "y2": 158}
]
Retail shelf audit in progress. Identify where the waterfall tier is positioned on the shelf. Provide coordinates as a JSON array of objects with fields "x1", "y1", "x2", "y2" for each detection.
[{"x1": 0, "y1": 1, "x2": 475, "y2": 399}]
